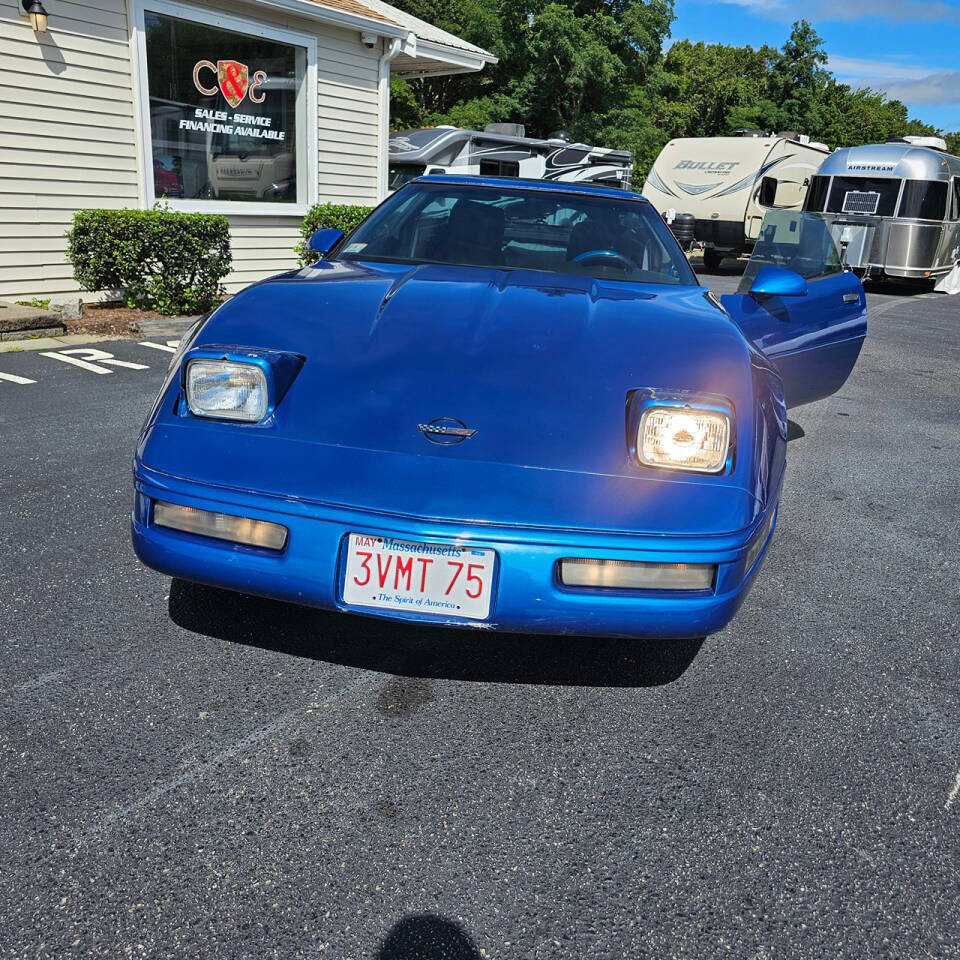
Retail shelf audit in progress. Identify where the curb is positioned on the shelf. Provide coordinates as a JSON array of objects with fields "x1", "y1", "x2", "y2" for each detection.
[{"x1": 0, "y1": 333, "x2": 132, "y2": 354}]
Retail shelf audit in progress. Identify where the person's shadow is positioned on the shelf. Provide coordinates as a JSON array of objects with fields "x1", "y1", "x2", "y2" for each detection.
[
  {"x1": 377, "y1": 915, "x2": 481, "y2": 960},
  {"x1": 169, "y1": 579, "x2": 704, "y2": 687}
]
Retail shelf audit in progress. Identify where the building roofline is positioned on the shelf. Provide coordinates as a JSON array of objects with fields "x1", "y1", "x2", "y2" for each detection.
[{"x1": 248, "y1": 0, "x2": 496, "y2": 72}]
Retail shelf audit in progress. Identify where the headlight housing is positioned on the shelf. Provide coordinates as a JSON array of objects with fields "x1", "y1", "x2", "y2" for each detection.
[
  {"x1": 638, "y1": 405, "x2": 730, "y2": 473},
  {"x1": 186, "y1": 359, "x2": 267, "y2": 422}
]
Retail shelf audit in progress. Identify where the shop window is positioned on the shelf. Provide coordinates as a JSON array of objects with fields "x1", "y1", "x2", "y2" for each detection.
[{"x1": 142, "y1": 7, "x2": 310, "y2": 208}]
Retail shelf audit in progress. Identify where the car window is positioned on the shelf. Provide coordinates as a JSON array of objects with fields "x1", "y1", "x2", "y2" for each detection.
[
  {"x1": 335, "y1": 182, "x2": 697, "y2": 286},
  {"x1": 737, "y1": 210, "x2": 843, "y2": 292}
]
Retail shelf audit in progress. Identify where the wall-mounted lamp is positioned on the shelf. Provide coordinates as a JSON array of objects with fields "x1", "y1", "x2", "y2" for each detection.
[{"x1": 22, "y1": 0, "x2": 49, "y2": 32}]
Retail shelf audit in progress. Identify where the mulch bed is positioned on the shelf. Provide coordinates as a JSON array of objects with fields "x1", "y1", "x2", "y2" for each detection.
[{"x1": 64, "y1": 304, "x2": 167, "y2": 338}]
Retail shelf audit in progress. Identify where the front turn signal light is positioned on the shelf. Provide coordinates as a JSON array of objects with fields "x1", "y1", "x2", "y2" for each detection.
[{"x1": 153, "y1": 501, "x2": 287, "y2": 550}]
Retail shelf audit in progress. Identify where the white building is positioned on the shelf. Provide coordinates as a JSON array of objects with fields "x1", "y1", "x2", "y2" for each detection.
[{"x1": 0, "y1": 0, "x2": 495, "y2": 302}]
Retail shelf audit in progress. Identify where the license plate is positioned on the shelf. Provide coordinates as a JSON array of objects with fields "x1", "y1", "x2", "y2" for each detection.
[{"x1": 342, "y1": 533, "x2": 495, "y2": 620}]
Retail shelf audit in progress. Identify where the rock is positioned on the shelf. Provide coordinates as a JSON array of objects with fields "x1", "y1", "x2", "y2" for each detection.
[{"x1": 49, "y1": 296, "x2": 84, "y2": 321}]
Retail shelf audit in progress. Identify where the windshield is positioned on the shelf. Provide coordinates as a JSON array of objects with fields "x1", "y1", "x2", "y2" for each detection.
[
  {"x1": 824, "y1": 176, "x2": 900, "y2": 217},
  {"x1": 336, "y1": 181, "x2": 697, "y2": 286},
  {"x1": 737, "y1": 210, "x2": 844, "y2": 293}
]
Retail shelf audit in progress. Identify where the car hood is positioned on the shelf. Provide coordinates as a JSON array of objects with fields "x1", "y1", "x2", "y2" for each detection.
[{"x1": 146, "y1": 261, "x2": 765, "y2": 534}]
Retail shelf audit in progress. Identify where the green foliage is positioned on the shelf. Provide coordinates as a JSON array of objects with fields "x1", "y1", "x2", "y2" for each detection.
[
  {"x1": 65, "y1": 207, "x2": 231, "y2": 315},
  {"x1": 296, "y1": 203, "x2": 373, "y2": 265},
  {"x1": 16, "y1": 297, "x2": 51, "y2": 310},
  {"x1": 390, "y1": 0, "x2": 671, "y2": 135},
  {"x1": 389, "y1": 5, "x2": 949, "y2": 182}
]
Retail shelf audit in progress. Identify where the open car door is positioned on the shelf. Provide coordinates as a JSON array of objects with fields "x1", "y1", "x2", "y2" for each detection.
[{"x1": 721, "y1": 210, "x2": 867, "y2": 408}]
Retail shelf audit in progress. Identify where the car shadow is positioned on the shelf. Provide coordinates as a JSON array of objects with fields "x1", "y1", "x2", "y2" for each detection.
[
  {"x1": 693, "y1": 256, "x2": 748, "y2": 277},
  {"x1": 376, "y1": 914, "x2": 481, "y2": 960},
  {"x1": 862, "y1": 277, "x2": 935, "y2": 297},
  {"x1": 787, "y1": 419, "x2": 806, "y2": 441},
  {"x1": 168, "y1": 579, "x2": 704, "y2": 688}
]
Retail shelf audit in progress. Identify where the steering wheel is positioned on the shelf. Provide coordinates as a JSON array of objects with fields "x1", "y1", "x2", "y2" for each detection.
[{"x1": 572, "y1": 248, "x2": 635, "y2": 271}]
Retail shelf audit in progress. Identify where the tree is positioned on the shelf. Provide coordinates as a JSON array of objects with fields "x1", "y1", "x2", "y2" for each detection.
[
  {"x1": 819, "y1": 82, "x2": 937, "y2": 147},
  {"x1": 659, "y1": 39, "x2": 777, "y2": 137},
  {"x1": 766, "y1": 19, "x2": 829, "y2": 134},
  {"x1": 387, "y1": 6, "x2": 950, "y2": 171},
  {"x1": 388, "y1": 0, "x2": 672, "y2": 136}
]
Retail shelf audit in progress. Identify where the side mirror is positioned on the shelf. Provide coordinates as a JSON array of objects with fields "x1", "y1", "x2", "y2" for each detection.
[
  {"x1": 307, "y1": 227, "x2": 344, "y2": 258},
  {"x1": 749, "y1": 265, "x2": 808, "y2": 299}
]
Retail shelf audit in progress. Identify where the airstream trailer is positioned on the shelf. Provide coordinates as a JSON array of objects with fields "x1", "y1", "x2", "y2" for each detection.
[
  {"x1": 388, "y1": 124, "x2": 634, "y2": 193},
  {"x1": 803, "y1": 137, "x2": 960, "y2": 286}
]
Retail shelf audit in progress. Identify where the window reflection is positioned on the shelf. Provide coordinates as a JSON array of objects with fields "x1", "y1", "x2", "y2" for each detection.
[{"x1": 145, "y1": 12, "x2": 304, "y2": 204}]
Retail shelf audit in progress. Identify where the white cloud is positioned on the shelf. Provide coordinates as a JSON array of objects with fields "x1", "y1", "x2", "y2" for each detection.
[
  {"x1": 828, "y1": 54, "x2": 960, "y2": 106},
  {"x1": 885, "y1": 72, "x2": 960, "y2": 105},
  {"x1": 711, "y1": 0, "x2": 960, "y2": 22},
  {"x1": 827, "y1": 56, "x2": 933, "y2": 81}
]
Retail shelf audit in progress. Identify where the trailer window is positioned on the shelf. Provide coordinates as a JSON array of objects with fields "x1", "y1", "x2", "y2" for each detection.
[
  {"x1": 389, "y1": 164, "x2": 426, "y2": 191},
  {"x1": 803, "y1": 175, "x2": 830, "y2": 213},
  {"x1": 953, "y1": 179, "x2": 960, "y2": 221},
  {"x1": 897, "y1": 180, "x2": 948, "y2": 220},
  {"x1": 479, "y1": 159, "x2": 520, "y2": 178},
  {"x1": 825, "y1": 177, "x2": 900, "y2": 217}
]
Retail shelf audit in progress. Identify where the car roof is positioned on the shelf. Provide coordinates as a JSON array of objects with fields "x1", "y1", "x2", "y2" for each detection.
[{"x1": 412, "y1": 174, "x2": 648, "y2": 202}]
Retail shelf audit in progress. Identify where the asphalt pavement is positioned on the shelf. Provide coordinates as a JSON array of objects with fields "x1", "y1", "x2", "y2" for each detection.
[{"x1": 1, "y1": 272, "x2": 958, "y2": 959}]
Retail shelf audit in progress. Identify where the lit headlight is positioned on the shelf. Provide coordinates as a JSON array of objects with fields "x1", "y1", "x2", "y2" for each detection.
[
  {"x1": 638, "y1": 405, "x2": 730, "y2": 473},
  {"x1": 186, "y1": 360, "x2": 267, "y2": 422}
]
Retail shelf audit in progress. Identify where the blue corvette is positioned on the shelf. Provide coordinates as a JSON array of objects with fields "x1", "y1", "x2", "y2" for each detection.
[{"x1": 132, "y1": 177, "x2": 866, "y2": 639}]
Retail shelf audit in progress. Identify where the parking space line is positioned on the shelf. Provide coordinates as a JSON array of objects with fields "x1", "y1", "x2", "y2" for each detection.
[
  {"x1": 41, "y1": 351, "x2": 112, "y2": 374},
  {"x1": 140, "y1": 340, "x2": 180, "y2": 354},
  {"x1": 41, "y1": 347, "x2": 150, "y2": 374},
  {"x1": 0, "y1": 371, "x2": 36, "y2": 385},
  {"x1": 89, "y1": 670, "x2": 378, "y2": 835},
  {"x1": 946, "y1": 771, "x2": 960, "y2": 811}
]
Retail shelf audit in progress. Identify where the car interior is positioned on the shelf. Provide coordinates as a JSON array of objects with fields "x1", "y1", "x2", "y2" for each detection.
[{"x1": 339, "y1": 186, "x2": 693, "y2": 285}]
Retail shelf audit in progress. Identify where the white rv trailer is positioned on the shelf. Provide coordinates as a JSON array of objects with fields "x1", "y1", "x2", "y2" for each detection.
[
  {"x1": 642, "y1": 131, "x2": 831, "y2": 269},
  {"x1": 803, "y1": 137, "x2": 960, "y2": 286},
  {"x1": 388, "y1": 124, "x2": 634, "y2": 193}
]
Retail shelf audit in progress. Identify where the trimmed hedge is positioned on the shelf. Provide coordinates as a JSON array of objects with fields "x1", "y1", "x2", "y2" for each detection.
[
  {"x1": 296, "y1": 202, "x2": 373, "y2": 265},
  {"x1": 66, "y1": 208, "x2": 231, "y2": 315}
]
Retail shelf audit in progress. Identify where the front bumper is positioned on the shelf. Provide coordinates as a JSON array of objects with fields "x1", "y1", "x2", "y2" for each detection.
[{"x1": 132, "y1": 461, "x2": 777, "y2": 639}]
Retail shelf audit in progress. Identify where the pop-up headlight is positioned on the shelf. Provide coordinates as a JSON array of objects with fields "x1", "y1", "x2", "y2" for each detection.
[
  {"x1": 638, "y1": 405, "x2": 730, "y2": 474},
  {"x1": 186, "y1": 360, "x2": 267, "y2": 422}
]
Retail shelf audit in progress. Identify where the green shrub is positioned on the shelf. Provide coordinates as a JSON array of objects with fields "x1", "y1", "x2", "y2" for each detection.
[
  {"x1": 296, "y1": 202, "x2": 373, "y2": 265},
  {"x1": 66, "y1": 207, "x2": 231, "y2": 315}
]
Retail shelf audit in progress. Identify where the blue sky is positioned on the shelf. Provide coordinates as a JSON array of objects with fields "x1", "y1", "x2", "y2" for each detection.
[{"x1": 671, "y1": 1, "x2": 960, "y2": 133}]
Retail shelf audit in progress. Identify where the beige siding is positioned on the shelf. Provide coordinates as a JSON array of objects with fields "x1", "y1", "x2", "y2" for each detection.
[
  {"x1": 0, "y1": 0, "x2": 139, "y2": 299},
  {"x1": 0, "y1": 0, "x2": 383, "y2": 302},
  {"x1": 223, "y1": 216, "x2": 303, "y2": 293}
]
